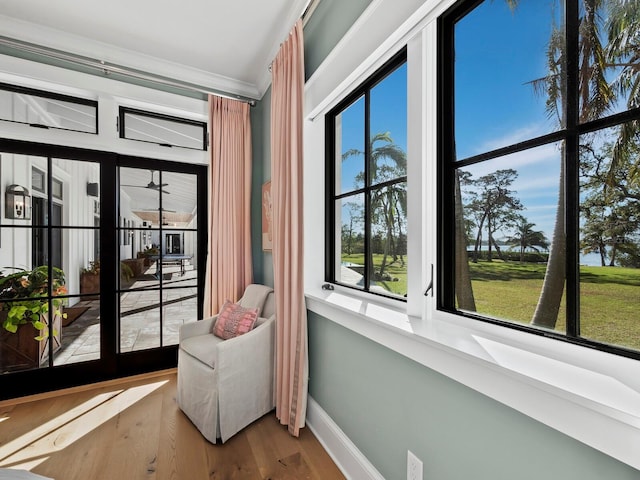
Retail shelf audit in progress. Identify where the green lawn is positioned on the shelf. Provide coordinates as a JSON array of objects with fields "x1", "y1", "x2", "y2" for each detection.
[
  {"x1": 468, "y1": 260, "x2": 640, "y2": 351},
  {"x1": 341, "y1": 254, "x2": 407, "y2": 297},
  {"x1": 339, "y1": 255, "x2": 639, "y2": 351}
]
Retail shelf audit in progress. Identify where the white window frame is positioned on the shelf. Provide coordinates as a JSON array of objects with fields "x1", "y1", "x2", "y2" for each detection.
[{"x1": 303, "y1": 0, "x2": 640, "y2": 471}]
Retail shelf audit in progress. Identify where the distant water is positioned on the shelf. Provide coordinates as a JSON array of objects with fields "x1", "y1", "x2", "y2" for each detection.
[{"x1": 580, "y1": 252, "x2": 607, "y2": 267}]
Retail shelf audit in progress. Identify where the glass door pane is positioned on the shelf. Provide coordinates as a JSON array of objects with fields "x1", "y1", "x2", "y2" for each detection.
[
  {"x1": 0, "y1": 154, "x2": 101, "y2": 372},
  {"x1": 119, "y1": 166, "x2": 199, "y2": 351}
]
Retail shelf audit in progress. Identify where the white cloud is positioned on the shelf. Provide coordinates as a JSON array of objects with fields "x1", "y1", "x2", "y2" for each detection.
[{"x1": 478, "y1": 124, "x2": 550, "y2": 153}]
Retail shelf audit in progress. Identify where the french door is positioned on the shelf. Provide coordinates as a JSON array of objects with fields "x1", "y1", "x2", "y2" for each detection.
[
  {"x1": 32, "y1": 198, "x2": 62, "y2": 269},
  {"x1": 0, "y1": 140, "x2": 207, "y2": 400}
]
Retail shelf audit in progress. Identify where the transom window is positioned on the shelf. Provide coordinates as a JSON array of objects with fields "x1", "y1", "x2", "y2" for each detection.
[
  {"x1": 440, "y1": 0, "x2": 640, "y2": 359},
  {"x1": 119, "y1": 107, "x2": 207, "y2": 150},
  {"x1": 0, "y1": 82, "x2": 98, "y2": 134},
  {"x1": 326, "y1": 49, "x2": 407, "y2": 300}
]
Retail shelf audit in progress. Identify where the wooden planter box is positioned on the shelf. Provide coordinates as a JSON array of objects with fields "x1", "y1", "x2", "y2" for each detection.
[
  {"x1": 121, "y1": 258, "x2": 146, "y2": 277},
  {"x1": 0, "y1": 310, "x2": 62, "y2": 372},
  {"x1": 80, "y1": 272, "x2": 100, "y2": 299},
  {"x1": 80, "y1": 268, "x2": 136, "y2": 296},
  {"x1": 137, "y1": 252, "x2": 154, "y2": 267}
]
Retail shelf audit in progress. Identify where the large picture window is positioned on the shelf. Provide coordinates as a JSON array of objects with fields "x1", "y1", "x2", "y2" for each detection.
[
  {"x1": 326, "y1": 50, "x2": 407, "y2": 299},
  {"x1": 440, "y1": 0, "x2": 640, "y2": 359}
]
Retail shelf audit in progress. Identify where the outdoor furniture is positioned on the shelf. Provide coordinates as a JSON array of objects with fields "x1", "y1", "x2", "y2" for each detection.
[
  {"x1": 176, "y1": 284, "x2": 276, "y2": 443},
  {"x1": 148, "y1": 254, "x2": 193, "y2": 277}
]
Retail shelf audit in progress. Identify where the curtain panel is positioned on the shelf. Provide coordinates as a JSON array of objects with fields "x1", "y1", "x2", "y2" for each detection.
[
  {"x1": 270, "y1": 19, "x2": 309, "y2": 436},
  {"x1": 204, "y1": 95, "x2": 253, "y2": 317}
]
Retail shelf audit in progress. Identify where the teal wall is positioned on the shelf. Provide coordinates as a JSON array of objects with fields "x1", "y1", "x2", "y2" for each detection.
[
  {"x1": 250, "y1": 2, "x2": 639, "y2": 479},
  {"x1": 303, "y1": 0, "x2": 374, "y2": 79},
  {"x1": 250, "y1": 86, "x2": 273, "y2": 287},
  {"x1": 308, "y1": 312, "x2": 640, "y2": 480},
  {"x1": 251, "y1": 0, "x2": 371, "y2": 286}
]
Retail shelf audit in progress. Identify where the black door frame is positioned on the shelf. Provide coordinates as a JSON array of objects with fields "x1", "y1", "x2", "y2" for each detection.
[{"x1": 0, "y1": 138, "x2": 208, "y2": 400}]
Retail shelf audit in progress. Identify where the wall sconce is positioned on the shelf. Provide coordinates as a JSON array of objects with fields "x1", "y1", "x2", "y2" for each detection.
[
  {"x1": 87, "y1": 182, "x2": 99, "y2": 197},
  {"x1": 5, "y1": 184, "x2": 31, "y2": 220}
]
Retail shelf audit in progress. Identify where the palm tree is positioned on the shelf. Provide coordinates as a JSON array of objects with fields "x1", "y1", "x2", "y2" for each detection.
[
  {"x1": 507, "y1": 217, "x2": 550, "y2": 263},
  {"x1": 455, "y1": 170, "x2": 476, "y2": 310},
  {"x1": 342, "y1": 131, "x2": 407, "y2": 185},
  {"x1": 452, "y1": 0, "x2": 521, "y2": 310},
  {"x1": 343, "y1": 131, "x2": 407, "y2": 283},
  {"x1": 530, "y1": 0, "x2": 613, "y2": 328},
  {"x1": 605, "y1": 0, "x2": 640, "y2": 188},
  {"x1": 370, "y1": 178, "x2": 406, "y2": 277}
]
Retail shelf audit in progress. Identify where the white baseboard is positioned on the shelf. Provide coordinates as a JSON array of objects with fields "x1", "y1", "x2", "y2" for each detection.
[{"x1": 306, "y1": 396, "x2": 385, "y2": 480}]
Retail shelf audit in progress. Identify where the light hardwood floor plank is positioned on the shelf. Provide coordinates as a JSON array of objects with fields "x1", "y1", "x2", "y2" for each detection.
[{"x1": 0, "y1": 372, "x2": 345, "y2": 480}]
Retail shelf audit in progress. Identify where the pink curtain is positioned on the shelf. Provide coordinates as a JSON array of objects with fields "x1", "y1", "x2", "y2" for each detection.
[
  {"x1": 270, "y1": 19, "x2": 308, "y2": 436},
  {"x1": 204, "y1": 95, "x2": 253, "y2": 317}
]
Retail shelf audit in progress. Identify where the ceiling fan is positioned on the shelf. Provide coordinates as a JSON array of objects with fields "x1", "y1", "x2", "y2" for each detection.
[{"x1": 122, "y1": 170, "x2": 170, "y2": 194}]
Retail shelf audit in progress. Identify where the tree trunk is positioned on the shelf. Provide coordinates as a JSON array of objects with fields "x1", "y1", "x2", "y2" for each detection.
[
  {"x1": 609, "y1": 243, "x2": 617, "y2": 266},
  {"x1": 532, "y1": 154, "x2": 565, "y2": 328},
  {"x1": 487, "y1": 215, "x2": 493, "y2": 261},
  {"x1": 490, "y1": 232, "x2": 504, "y2": 261},
  {"x1": 455, "y1": 172, "x2": 476, "y2": 311},
  {"x1": 378, "y1": 201, "x2": 393, "y2": 277},
  {"x1": 473, "y1": 212, "x2": 487, "y2": 263}
]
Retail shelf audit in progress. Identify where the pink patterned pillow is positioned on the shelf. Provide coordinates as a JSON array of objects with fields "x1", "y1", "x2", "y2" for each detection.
[{"x1": 212, "y1": 300, "x2": 259, "y2": 340}]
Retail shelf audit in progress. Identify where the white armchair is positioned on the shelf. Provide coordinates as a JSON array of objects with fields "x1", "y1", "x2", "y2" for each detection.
[{"x1": 176, "y1": 284, "x2": 276, "y2": 443}]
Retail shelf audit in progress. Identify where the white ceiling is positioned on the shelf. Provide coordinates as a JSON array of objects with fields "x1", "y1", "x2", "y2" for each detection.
[
  {"x1": 0, "y1": 0, "x2": 310, "y2": 100},
  {"x1": 120, "y1": 168, "x2": 199, "y2": 226}
]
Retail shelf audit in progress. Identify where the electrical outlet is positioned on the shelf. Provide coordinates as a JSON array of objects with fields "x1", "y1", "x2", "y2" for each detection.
[{"x1": 407, "y1": 450, "x2": 423, "y2": 480}]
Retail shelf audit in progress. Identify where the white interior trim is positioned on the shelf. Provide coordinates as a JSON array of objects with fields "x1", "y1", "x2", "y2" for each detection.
[
  {"x1": 304, "y1": 0, "x2": 455, "y2": 122},
  {"x1": 253, "y1": 0, "x2": 312, "y2": 98},
  {"x1": 306, "y1": 396, "x2": 385, "y2": 480},
  {"x1": 0, "y1": 14, "x2": 261, "y2": 100}
]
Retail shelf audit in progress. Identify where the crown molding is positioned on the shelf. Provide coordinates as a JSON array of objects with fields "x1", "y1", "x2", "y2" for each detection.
[
  {"x1": 0, "y1": 14, "x2": 261, "y2": 100},
  {"x1": 254, "y1": 0, "x2": 310, "y2": 99}
]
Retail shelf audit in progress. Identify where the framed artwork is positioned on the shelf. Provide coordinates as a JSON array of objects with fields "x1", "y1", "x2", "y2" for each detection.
[{"x1": 262, "y1": 181, "x2": 273, "y2": 251}]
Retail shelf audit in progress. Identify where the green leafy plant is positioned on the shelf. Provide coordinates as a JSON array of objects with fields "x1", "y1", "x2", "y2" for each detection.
[
  {"x1": 81, "y1": 260, "x2": 100, "y2": 276},
  {"x1": 0, "y1": 266, "x2": 67, "y2": 338},
  {"x1": 81, "y1": 259, "x2": 134, "y2": 283},
  {"x1": 120, "y1": 261, "x2": 134, "y2": 283}
]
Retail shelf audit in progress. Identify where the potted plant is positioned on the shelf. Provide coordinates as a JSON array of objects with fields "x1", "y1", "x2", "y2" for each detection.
[
  {"x1": 80, "y1": 260, "x2": 135, "y2": 298},
  {"x1": 0, "y1": 265, "x2": 67, "y2": 370},
  {"x1": 139, "y1": 246, "x2": 160, "y2": 267},
  {"x1": 80, "y1": 260, "x2": 101, "y2": 299}
]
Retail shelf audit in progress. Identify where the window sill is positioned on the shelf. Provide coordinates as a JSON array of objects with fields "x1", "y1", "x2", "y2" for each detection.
[{"x1": 305, "y1": 286, "x2": 640, "y2": 471}]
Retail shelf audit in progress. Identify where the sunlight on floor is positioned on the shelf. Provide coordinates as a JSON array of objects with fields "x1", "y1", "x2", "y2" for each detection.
[{"x1": 0, "y1": 380, "x2": 168, "y2": 470}]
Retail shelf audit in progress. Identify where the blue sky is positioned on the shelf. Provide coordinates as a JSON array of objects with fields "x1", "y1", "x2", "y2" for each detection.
[
  {"x1": 455, "y1": 0, "x2": 564, "y2": 241},
  {"x1": 338, "y1": 63, "x2": 407, "y2": 196},
  {"x1": 337, "y1": 0, "x2": 575, "y2": 247}
]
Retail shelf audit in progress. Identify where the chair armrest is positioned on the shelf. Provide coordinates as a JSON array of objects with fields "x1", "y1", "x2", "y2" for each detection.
[
  {"x1": 179, "y1": 316, "x2": 218, "y2": 342},
  {"x1": 216, "y1": 317, "x2": 275, "y2": 381},
  {"x1": 217, "y1": 317, "x2": 275, "y2": 360}
]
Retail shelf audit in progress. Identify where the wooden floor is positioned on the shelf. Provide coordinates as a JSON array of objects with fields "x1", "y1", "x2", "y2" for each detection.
[{"x1": 0, "y1": 371, "x2": 345, "y2": 480}]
